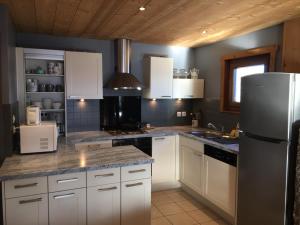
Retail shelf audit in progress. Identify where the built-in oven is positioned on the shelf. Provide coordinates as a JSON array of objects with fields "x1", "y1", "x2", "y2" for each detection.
[{"x1": 112, "y1": 137, "x2": 152, "y2": 156}]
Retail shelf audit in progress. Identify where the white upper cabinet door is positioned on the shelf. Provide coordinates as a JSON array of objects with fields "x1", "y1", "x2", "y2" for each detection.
[
  {"x1": 49, "y1": 188, "x2": 86, "y2": 225},
  {"x1": 143, "y1": 56, "x2": 173, "y2": 99},
  {"x1": 66, "y1": 51, "x2": 103, "y2": 99},
  {"x1": 121, "y1": 178, "x2": 151, "y2": 225},
  {"x1": 6, "y1": 194, "x2": 48, "y2": 225},
  {"x1": 180, "y1": 144, "x2": 204, "y2": 195},
  {"x1": 203, "y1": 155, "x2": 237, "y2": 217},
  {"x1": 152, "y1": 136, "x2": 176, "y2": 190},
  {"x1": 173, "y1": 79, "x2": 204, "y2": 99}
]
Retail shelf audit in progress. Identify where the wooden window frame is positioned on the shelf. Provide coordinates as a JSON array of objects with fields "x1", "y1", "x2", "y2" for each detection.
[{"x1": 220, "y1": 45, "x2": 278, "y2": 113}]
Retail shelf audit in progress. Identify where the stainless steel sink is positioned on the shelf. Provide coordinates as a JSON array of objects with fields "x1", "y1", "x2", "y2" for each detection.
[{"x1": 187, "y1": 131, "x2": 239, "y2": 145}]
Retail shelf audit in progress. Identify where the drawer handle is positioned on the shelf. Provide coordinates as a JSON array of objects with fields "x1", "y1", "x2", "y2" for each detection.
[
  {"x1": 53, "y1": 193, "x2": 75, "y2": 199},
  {"x1": 128, "y1": 169, "x2": 146, "y2": 174},
  {"x1": 57, "y1": 178, "x2": 79, "y2": 184},
  {"x1": 14, "y1": 183, "x2": 38, "y2": 189},
  {"x1": 185, "y1": 95, "x2": 194, "y2": 97},
  {"x1": 98, "y1": 186, "x2": 117, "y2": 192},
  {"x1": 126, "y1": 182, "x2": 143, "y2": 188},
  {"x1": 161, "y1": 96, "x2": 171, "y2": 98},
  {"x1": 19, "y1": 197, "x2": 42, "y2": 204},
  {"x1": 95, "y1": 173, "x2": 114, "y2": 178},
  {"x1": 154, "y1": 137, "x2": 165, "y2": 141}
]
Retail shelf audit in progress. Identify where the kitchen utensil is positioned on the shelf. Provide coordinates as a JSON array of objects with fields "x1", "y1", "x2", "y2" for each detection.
[
  {"x1": 38, "y1": 84, "x2": 46, "y2": 92},
  {"x1": 26, "y1": 79, "x2": 38, "y2": 92},
  {"x1": 52, "y1": 102, "x2": 62, "y2": 109},
  {"x1": 36, "y1": 66, "x2": 44, "y2": 74},
  {"x1": 46, "y1": 84, "x2": 55, "y2": 92},
  {"x1": 47, "y1": 62, "x2": 55, "y2": 74},
  {"x1": 43, "y1": 98, "x2": 52, "y2": 109},
  {"x1": 190, "y1": 68, "x2": 199, "y2": 79},
  {"x1": 53, "y1": 62, "x2": 63, "y2": 75}
]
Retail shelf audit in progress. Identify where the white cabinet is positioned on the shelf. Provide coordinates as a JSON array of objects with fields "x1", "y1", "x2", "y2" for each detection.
[
  {"x1": 87, "y1": 183, "x2": 120, "y2": 225},
  {"x1": 152, "y1": 136, "x2": 177, "y2": 190},
  {"x1": 49, "y1": 188, "x2": 86, "y2": 225},
  {"x1": 143, "y1": 56, "x2": 173, "y2": 99},
  {"x1": 121, "y1": 178, "x2": 151, "y2": 225},
  {"x1": 66, "y1": 51, "x2": 103, "y2": 99},
  {"x1": 203, "y1": 155, "x2": 236, "y2": 217},
  {"x1": 173, "y1": 79, "x2": 204, "y2": 99},
  {"x1": 179, "y1": 137, "x2": 204, "y2": 194},
  {"x1": 6, "y1": 194, "x2": 48, "y2": 225}
]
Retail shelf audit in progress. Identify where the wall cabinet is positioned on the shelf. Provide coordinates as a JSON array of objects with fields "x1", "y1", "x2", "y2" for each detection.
[
  {"x1": 173, "y1": 79, "x2": 204, "y2": 99},
  {"x1": 49, "y1": 188, "x2": 86, "y2": 225},
  {"x1": 152, "y1": 136, "x2": 177, "y2": 190},
  {"x1": 203, "y1": 155, "x2": 236, "y2": 217},
  {"x1": 121, "y1": 179, "x2": 151, "y2": 225},
  {"x1": 66, "y1": 51, "x2": 103, "y2": 99},
  {"x1": 143, "y1": 56, "x2": 173, "y2": 99},
  {"x1": 179, "y1": 137, "x2": 204, "y2": 194},
  {"x1": 6, "y1": 194, "x2": 48, "y2": 225}
]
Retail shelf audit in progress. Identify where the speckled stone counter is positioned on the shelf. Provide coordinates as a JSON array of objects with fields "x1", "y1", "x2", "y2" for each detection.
[
  {"x1": 67, "y1": 126, "x2": 239, "y2": 154},
  {"x1": 0, "y1": 145, "x2": 153, "y2": 181}
]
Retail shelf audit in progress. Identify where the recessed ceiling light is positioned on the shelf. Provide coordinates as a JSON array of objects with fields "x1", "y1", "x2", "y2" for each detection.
[
  {"x1": 202, "y1": 30, "x2": 207, "y2": 34},
  {"x1": 139, "y1": 6, "x2": 146, "y2": 11}
]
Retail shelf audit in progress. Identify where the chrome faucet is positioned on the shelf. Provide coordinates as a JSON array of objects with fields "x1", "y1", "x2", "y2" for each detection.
[{"x1": 208, "y1": 122, "x2": 225, "y2": 133}]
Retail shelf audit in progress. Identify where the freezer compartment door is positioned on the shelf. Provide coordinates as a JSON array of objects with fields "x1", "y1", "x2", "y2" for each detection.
[
  {"x1": 240, "y1": 73, "x2": 292, "y2": 140},
  {"x1": 237, "y1": 134, "x2": 288, "y2": 225}
]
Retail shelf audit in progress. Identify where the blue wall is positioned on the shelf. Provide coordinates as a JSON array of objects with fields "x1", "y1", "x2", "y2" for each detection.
[
  {"x1": 192, "y1": 25, "x2": 283, "y2": 130},
  {"x1": 16, "y1": 33, "x2": 195, "y2": 131}
]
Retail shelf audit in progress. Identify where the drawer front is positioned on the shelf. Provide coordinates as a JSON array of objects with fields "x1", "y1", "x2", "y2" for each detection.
[
  {"x1": 180, "y1": 136, "x2": 204, "y2": 153},
  {"x1": 48, "y1": 172, "x2": 86, "y2": 192},
  {"x1": 121, "y1": 164, "x2": 151, "y2": 182},
  {"x1": 75, "y1": 140, "x2": 112, "y2": 150},
  {"x1": 5, "y1": 177, "x2": 47, "y2": 199},
  {"x1": 87, "y1": 168, "x2": 120, "y2": 187}
]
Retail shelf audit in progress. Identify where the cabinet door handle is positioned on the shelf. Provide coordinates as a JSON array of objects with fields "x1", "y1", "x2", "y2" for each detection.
[
  {"x1": 57, "y1": 178, "x2": 79, "y2": 184},
  {"x1": 128, "y1": 169, "x2": 146, "y2": 174},
  {"x1": 14, "y1": 183, "x2": 38, "y2": 189},
  {"x1": 98, "y1": 186, "x2": 117, "y2": 192},
  {"x1": 185, "y1": 95, "x2": 194, "y2": 97},
  {"x1": 19, "y1": 197, "x2": 42, "y2": 204},
  {"x1": 53, "y1": 193, "x2": 75, "y2": 199},
  {"x1": 95, "y1": 173, "x2": 114, "y2": 178},
  {"x1": 161, "y1": 96, "x2": 171, "y2": 98},
  {"x1": 154, "y1": 137, "x2": 165, "y2": 141},
  {"x1": 126, "y1": 182, "x2": 143, "y2": 188}
]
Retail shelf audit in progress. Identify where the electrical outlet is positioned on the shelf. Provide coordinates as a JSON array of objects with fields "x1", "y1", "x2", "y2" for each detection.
[
  {"x1": 182, "y1": 111, "x2": 187, "y2": 117},
  {"x1": 177, "y1": 112, "x2": 182, "y2": 117}
]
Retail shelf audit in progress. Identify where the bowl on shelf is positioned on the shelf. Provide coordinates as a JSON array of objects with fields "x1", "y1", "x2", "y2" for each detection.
[
  {"x1": 52, "y1": 102, "x2": 62, "y2": 110},
  {"x1": 43, "y1": 98, "x2": 52, "y2": 109}
]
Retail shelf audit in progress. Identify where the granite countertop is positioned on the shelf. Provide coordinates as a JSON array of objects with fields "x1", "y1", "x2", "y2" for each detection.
[
  {"x1": 67, "y1": 126, "x2": 239, "y2": 154},
  {"x1": 0, "y1": 145, "x2": 153, "y2": 181}
]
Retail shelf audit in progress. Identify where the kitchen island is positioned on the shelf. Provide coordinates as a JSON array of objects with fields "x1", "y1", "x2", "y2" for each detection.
[{"x1": 0, "y1": 145, "x2": 153, "y2": 225}]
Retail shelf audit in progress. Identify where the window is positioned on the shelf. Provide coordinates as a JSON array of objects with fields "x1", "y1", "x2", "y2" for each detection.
[{"x1": 220, "y1": 45, "x2": 277, "y2": 113}]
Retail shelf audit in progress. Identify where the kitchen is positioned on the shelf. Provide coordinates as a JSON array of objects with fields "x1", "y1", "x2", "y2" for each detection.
[{"x1": 0, "y1": 1, "x2": 300, "y2": 225}]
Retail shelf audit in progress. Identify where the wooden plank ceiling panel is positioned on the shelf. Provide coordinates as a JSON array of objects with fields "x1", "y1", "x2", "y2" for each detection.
[{"x1": 1, "y1": 0, "x2": 300, "y2": 46}]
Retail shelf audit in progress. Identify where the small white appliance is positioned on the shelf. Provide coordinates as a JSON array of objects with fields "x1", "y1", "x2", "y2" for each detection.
[
  {"x1": 20, "y1": 121, "x2": 58, "y2": 154},
  {"x1": 26, "y1": 106, "x2": 41, "y2": 125}
]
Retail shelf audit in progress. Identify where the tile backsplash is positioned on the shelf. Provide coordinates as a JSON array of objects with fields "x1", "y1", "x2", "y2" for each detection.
[{"x1": 67, "y1": 100, "x2": 100, "y2": 132}]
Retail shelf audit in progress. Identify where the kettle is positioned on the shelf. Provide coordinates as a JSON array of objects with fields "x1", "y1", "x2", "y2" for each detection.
[{"x1": 26, "y1": 106, "x2": 41, "y2": 125}]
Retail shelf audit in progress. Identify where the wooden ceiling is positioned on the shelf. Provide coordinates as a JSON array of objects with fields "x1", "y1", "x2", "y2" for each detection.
[{"x1": 1, "y1": 0, "x2": 300, "y2": 47}]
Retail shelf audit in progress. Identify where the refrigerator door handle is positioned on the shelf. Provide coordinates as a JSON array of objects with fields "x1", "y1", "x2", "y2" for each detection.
[{"x1": 244, "y1": 132, "x2": 286, "y2": 144}]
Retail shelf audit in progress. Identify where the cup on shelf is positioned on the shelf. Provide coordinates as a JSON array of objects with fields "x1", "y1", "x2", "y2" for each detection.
[
  {"x1": 38, "y1": 84, "x2": 46, "y2": 92},
  {"x1": 43, "y1": 98, "x2": 52, "y2": 109},
  {"x1": 46, "y1": 84, "x2": 55, "y2": 92},
  {"x1": 55, "y1": 84, "x2": 64, "y2": 92},
  {"x1": 52, "y1": 102, "x2": 62, "y2": 110}
]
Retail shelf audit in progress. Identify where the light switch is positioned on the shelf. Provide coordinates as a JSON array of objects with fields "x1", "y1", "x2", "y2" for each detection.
[
  {"x1": 182, "y1": 111, "x2": 187, "y2": 117},
  {"x1": 177, "y1": 112, "x2": 182, "y2": 117}
]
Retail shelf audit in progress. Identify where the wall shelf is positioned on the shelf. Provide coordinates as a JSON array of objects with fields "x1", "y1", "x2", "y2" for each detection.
[
  {"x1": 25, "y1": 73, "x2": 64, "y2": 77},
  {"x1": 26, "y1": 92, "x2": 64, "y2": 94},
  {"x1": 41, "y1": 109, "x2": 65, "y2": 113}
]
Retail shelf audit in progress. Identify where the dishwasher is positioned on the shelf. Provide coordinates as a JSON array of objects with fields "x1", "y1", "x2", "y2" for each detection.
[{"x1": 203, "y1": 144, "x2": 237, "y2": 217}]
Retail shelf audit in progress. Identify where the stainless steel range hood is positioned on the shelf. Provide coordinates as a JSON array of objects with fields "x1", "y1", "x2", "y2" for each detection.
[{"x1": 110, "y1": 39, "x2": 143, "y2": 90}]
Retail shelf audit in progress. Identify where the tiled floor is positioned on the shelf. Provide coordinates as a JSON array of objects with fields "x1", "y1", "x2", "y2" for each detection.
[{"x1": 151, "y1": 189, "x2": 230, "y2": 225}]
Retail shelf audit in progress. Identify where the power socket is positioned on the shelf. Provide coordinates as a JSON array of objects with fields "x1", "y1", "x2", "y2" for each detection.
[
  {"x1": 182, "y1": 111, "x2": 187, "y2": 117},
  {"x1": 177, "y1": 112, "x2": 182, "y2": 117}
]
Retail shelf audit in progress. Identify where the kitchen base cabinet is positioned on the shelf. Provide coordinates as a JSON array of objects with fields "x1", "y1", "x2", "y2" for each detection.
[
  {"x1": 121, "y1": 178, "x2": 151, "y2": 225},
  {"x1": 203, "y1": 155, "x2": 236, "y2": 217},
  {"x1": 87, "y1": 183, "x2": 120, "y2": 225},
  {"x1": 49, "y1": 188, "x2": 86, "y2": 225},
  {"x1": 5, "y1": 194, "x2": 48, "y2": 225}
]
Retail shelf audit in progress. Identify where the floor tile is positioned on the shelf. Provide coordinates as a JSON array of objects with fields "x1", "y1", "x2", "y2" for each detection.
[
  {"x1": 201, "y1": 219, "x2": 229, "y2": 225},
  {"x1": 176, "y1": 200, "x2": 204, "y2": 212},
  {"x1": 166, "y1": 212, "x2": 198, "y2": 225},
  {"x1": 152, "y1": 194, "x2": 175, "y2": 206},
  {"x1": 187, "y1": 208, "x2": 219, "y2": 224},
  {"x1": 152, "y1": 206, "x2": 164, "y2": 219},
  {"x1": 156, "y1": 202, "x2": 185, "y2": 216},
  {"x1": 151, "y1": 217, "x2": 172, "y2": 225},
  {"x1": 167, "y1": 192, "x2": 191, "y2": 202}
]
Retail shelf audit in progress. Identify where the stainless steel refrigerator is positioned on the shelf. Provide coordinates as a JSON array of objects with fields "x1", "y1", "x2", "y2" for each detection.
[{"x1": 237, "y1": 73, "x2": 300, "y2": 225}]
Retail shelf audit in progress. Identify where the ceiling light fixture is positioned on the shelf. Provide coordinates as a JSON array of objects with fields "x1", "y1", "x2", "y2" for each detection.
[
  {"x1": 139, "y1": 6, "x2": 146, "y2": 11},
  {"x1": 202, "y1": 30, "x2": 207, "y2": 34}
]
